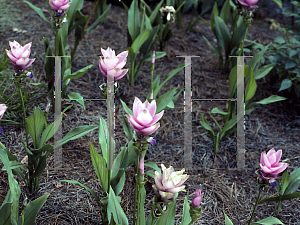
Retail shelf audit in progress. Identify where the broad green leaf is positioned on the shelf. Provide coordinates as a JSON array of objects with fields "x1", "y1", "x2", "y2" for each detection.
[
  {"x1": 107, "y1": 186, "x2": 128, "y2": 225},
  {"x1": 255, "y1": 63, "x2": 275, "y2": 80},
  {"x1": 120, "y1": 99, "x2": 133, "y2": 115},
  {"x1": 285, "y1": 61, "x2": 297, "y2": 69},
  {"x1": 131, "y1": 30, "x2": 150, "y2": 53},
  {"x1": 86, "y1": 4, "x2": 111, "y2": 32},
  {"x1": 89, "y1": 142, "x2": 108, "y2": 193},
  {"x1": 214, "y1": 15, "x2": 231, "y2": 54},
  {"x1": 289, "y1": 50, "x2": 297, "y2": 58},
  {"x1": 122, "y1": 114, "x2": 134, "y2": 140},
  {"x1": 285, "y1": 168, "x2": 300, "y2": 194},
  {"x1": 278, "y1": 79, "x2": 292, "y2": 92},
  {"x1": 0, "y1": 202, "x2": 12, "y2": 225},
  {"x1": 128, "y1": 0, "x2": 141, "y2": 41},
  {"x1": 211, "y1": 107, "x2": 229, "y2": 115},
  {"x1": 68, "y1": 92, "x2": 85, "y2": 110},
  {"x1": 253, "y1": 95, "x2": 286, "y2": 105},
  {"x1": 60, "y1": 125, "x2": 98, "y2": 146},
  {"x1": 144, "y1": 161, "x2": 161, "y2": 174},
  {"x1": 30, "y1": 156, "x2": 46, "y2": 178},
  {"x1": 98, "y1": 116, "x2": 108, "y2": 160},
  {"x1": 230, "y1": 21, "x2": 246, "y2": 54},
  {"x1": 156, "y1": 88, "x2": 177, "y2": 113},
  {"x1": 200, "y1": 113, "x2": 214, "y2": 134},
  {"x1": 66, "y1": 0, "x2": 84, "y2": 33},
  {"x1": 154, "y1": 64, "x2": 186, "y2": 99},
  {"x1": 149, "y1": 0, "x2": 164, "y2": 24},
  {"x1": 211, "y1": 3, "x2": 219, "y2": 35},
  {"x1": 250, "y1": 216, "x2": 283, "y2": 225},
  {"x1": 25, "y1": 107, "x2": 46, "y2": 149},
  {"x1": 271, "y1": 0, "x2": 282, "y2": 8},
  {"x1": 220, "y1": 117, "x2": 237, "y2": 138},
  {"x1": 110, "y1": 147, "x2": 128, "y2": 196},
  {"x1": 23, "y1": 1, "x2": 52, "y2": 29},
  {"x1": 220, "y1": 0, "x2": 231, "y2": 25},
  {"x1": 259, "y1": 191, "x2": 300, "y2": 203},
  {"x1": 223, "y1": 211, "x2": 234, "y2": 225},
  {"x1": 180, "y1": 197, "x2": 192, "y2": 225},
  {"x1": 202, "y1": 36, "x2": 221, "y2": 57},
  {"x1": 274, "y1": 36, "x2": 285, "y2": 44},
  {"x1": 39, "y1": 115, "x2": 62, "y2": 149},
  {"x1": 229, "y1": 66, "x2": 237, "y2": 98},
  {"x1": 17, "y1": 193, "x2": 49, "y2": 225},
  {"x1": 245, "y1": 68, "x2": 257, "y2": 102},
  {"x1": 59, "y1": 180, "x2": 100, "y2": 205},
  {"x1": 281, "y1": 170, "x2": 289, "y2": 195},
  {"x1": 63, "y1": 64, "x2": 93, "y2": 82}
]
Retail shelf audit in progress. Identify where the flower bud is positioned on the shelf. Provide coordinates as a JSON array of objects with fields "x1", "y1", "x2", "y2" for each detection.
[
  {"x1": 139, "y1": 154, "x2": 144, "y2": 175},
  {"x1": 192, "y1": 189, "x2": 203, "y2": 207},
  {"x1": 152, "y1": 51, "x2": 155, "y2": 64}
]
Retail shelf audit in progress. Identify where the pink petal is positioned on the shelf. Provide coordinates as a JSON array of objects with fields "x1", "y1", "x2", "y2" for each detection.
[
  {"x1": 154, "y1": 171, "x2": 164, "y2": 191},
  {"x1": 133, "y1": 97, "x2": 144, "y2": 119},
  {"x1": 149, "y1": 110, "x2": 164, "y2": 126},
  {"x1": 274, "y1": 149, "x2": 282, "y2": 165},
  {"x1": 114, "y1": 69, "x2": 128, "y2": 80},
  {"x1": 140, "y1": 123, "x2": 160, "y2": 136},
  {"x1": 270, "y1": 162, "x2": 289, "y2": 175},
  {"x1": 5, "y1": 49, "x2": 18, "y2": 64},
  {"x1": 267, "y1": 148, "x2": 276, "y2": 157},
  {"x1": 260, "y1": 164, "x2": 273, "y2": 174},
  {"x1": 166, "y1": 185, "x2": 185, "y2": 194},
  {"x1": 126, "y1": 114, "x2": 144, "y2": 130},
  {"x1": 146, "y1": 99, "x2": 157, "y2": 118},
  {"x1": 116, "y1": 50, "x2": 128, "y2": 64},
  {"x1": 268, "y1": 153, "x2": 277, "y2": 166},
  {"x1": 59, "y1": 2, "x2": 71, "y2": 11},
  {"x1": 136, "y1": 108, "x2": 153, "y2": 126},
  {"x1": 260, "y1": 151, "x2": 271, "y2": 168},
  {"x1": 238, "y1": 0, "x2": 249, "y2": 6}
]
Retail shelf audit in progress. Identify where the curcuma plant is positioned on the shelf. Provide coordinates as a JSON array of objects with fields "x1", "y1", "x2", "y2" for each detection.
[
  {"x1": 24, "y1": 0, "x2": 111, "y2": 107},
  {"x1": 202, "y1": 0, "x2": 249, "y2": 71},
  {"x1": 200, "y1": 47, "x2": 286, "y2": 155}
]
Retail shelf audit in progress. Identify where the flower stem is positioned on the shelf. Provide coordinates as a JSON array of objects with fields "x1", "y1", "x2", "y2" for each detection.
[
  {"x1": 239, "y1": 26, "x2": 249, "y2": 57},
  {"x1": 17, "y1": 82, "x2": 29, "y2": 149},
  {"x1": 248, "y1": 188, "x2": 262, "y2": 225},
  {"x1": 133, "y1": 153, "x2": 140, "y2": 225}
]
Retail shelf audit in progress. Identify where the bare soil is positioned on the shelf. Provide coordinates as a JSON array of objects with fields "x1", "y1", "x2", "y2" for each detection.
[{"x1": 0, "y1": 0, "x2": 300, "y2": 224}]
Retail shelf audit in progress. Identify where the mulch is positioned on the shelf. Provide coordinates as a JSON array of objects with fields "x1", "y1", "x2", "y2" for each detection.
[{"x1": 0, "y1": 0, "x2": 300, "y2": 224}]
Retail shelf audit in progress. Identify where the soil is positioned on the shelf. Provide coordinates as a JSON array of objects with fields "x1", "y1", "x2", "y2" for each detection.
[{"x1": 0, "y1": 0, "x2": 300, "y2": 224}]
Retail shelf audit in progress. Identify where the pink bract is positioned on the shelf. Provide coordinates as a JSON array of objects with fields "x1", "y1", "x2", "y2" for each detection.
[
  {"x1": 49, "y1": 0, "x2": 72, "y2": 11},
  {"x1": 0, "y1": 104, "x2": 8, "y2": 120},
  {"x1": 126, "y1": 97, "x2": 164, "y2": 136},
  {"x1": 238, "y1": 0, "x2": 259, "y2": 8},
  {"x1": 260, "y1": 148, "x2": 289, "y2": 180}
]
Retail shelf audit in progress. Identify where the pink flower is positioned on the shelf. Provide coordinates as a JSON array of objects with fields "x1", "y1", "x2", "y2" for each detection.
[
  {"x1": 260, "y1": 148, "x2": 289, "y2": 180},
  {"x1": 49, "y1": 0, "x2": 71, "y2": 12},
  {"x1": 99, "y1": 47, "x2": 128, "y2": 82},
  {"x1": 5, "y1": 41, "x2": 35, "y2": 73},
  {"x1": 153, "y1": 164, "x2": 189, "y2": 201},
  {"x1": 238, "y1": 0, "x2": 259, "y2": 9},
  {"x1": 151, "y1": 51, "x2": 155, "y2": 64},
  {"x1": 126, "y1": 97, "x2": 164, "y2": 136},
  {"x1": 0, "y1": 104, "x2": 8, "y2": 120},
  {"x1": 192, "y1": 189, "x2": 203, "y2": 207},
  {"x1": 139, "y1": 154, "x2": 144, "y2": 175}
]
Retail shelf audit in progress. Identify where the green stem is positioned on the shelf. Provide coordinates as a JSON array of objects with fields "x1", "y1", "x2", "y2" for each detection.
[
  {"x1": 248, "y1": 188, "x2": 262, "y2": 225},
  {"x1": 107, "y1": 92, "x2": 113, "y2": 194},
  {"x1": 239, "y1": 26, "x2": 249, "y2": 57},
  {"x1": 133, "y1": 153, "x2": 141, "y2": 225},
  {"x1": 17, "y1": 83, "x2": 29, "y2": 149}
]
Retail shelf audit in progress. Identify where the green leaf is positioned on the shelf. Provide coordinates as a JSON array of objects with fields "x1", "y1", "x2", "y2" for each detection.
[
  {"x1": 223, "y1": 210, "x2": 234, "y2": 225},
  {"x1": 107, "y1": 186, "x2": 128, "y2": 225},
  {"x1": 86, "y1": 4, "x2": 111, "y2": 32},
  {"x1": 156, "y1": 88, "x2": 177, "y2": 113},
  {"x1": 229, "y1": 66, "x2": 237, "y2": 98},
  {"x1": 155, "y1": 200, "x2": 176, "y2": 225},
  {"x1": 180, "y1": 197, "x2": 192, "y2": 225},
  {"x1": 131, "y1": 30, "x2": 150, "y2": 53},
  {"x1": 230, "y1": 21, "x2": 247, "y2": 54},
  {"x1": 245, "y1": 68, "x2": 257, "y2": 102},
  {"x1": 23, "y1": 1, "x2": 52, "y2": 29},
  {"x1": 278, "y1": 79, "x2": 292, "y2": 92},
  {"x1": 128, "y1": 0, "x2": 141, "y2": 41},
  {"x1": 214, "y1": 15, "x2": 231, "y2": 55},
  {"x1": 17, "y1": 193, "x2": 49, "y2": 225},
  {"x1": 120, "y1": 99, "x2": 133, "y2": 116},
  {"x1": 0, "y1": 202, "x2": 12, "y2": 225},
  {"x1": 202, "y1": 36, "x2": 221, "y2": 57},
  {"x1": 122, "y1": 114, "x2": 133, "y2": 140},
  {"x1": 144, "y1": 51, "x2": 166, "y2": 62},
  {"x1": 110, "y1": 147, "x2": 128, "y2": 196},
  {"x1": 149, "y1": 0, "x2": 164, "y2": 24},
  {"x1": 285, "y1": 61, "x2": 297, "y2": 69},
  {"x1": 66, "y1": 0, "x2": 84, "y2": 33},
  {"x1": 289, "y1": 50, "x2": 297, "y2": 58},
  {"x1": 68, "y1": 92, "x2": 85, "y2": 110},
  {"x1": 274, "y1": 36, "x2": 285, "y2": 44},
  {"x1": 25, "y1": 107, "x2": 46, "y2": 149},
  {"x1": 250, "y1": 216, "x2": 283, "y2": 225},
  {"x1": 271, "y1": 0, "x2": 282, "y2": 8},
  {"x1": 59, "y1": 180, "x2": 100, "y2": 206},
  {"x1": 252, "y1": 95, "x2": 286, "y2": 105},
  {"x1": 220, "y1": 0, "x2": 231, "y2": 25},
  {"x1": 281, "y1": 170, "x2": 289, "y2": 195},
  {"x1": 200, "y1": 113, "x2": 214, "y2": 134},
  {"x1": 285, "y1": 168, "x2": 300, "y2": 194},
  {"x1": 137, "y1": 184, "x2": 146, "y2": 225},
  {"x1": 211, "y1": 107, "x2": 229, "y2": 115},
  {"x1": 255, "y1": 63, "x2": 275, "y2": 80},
  {"x1": 89, "y1": 142, "x2": 108, "y2": 193},
  {"x1": 144, "y1": 161, "x2": 161, "y2": 174},
  {"x1": 63, "y1": 64, "x2": 93, "y2": 82},
  {"x1": 98, "y1": 116, "x2": 108, "y2": 161},
  {"x1": 259, "y1": 191, "x2": 300, "y2": 203},
  {"x1": 39, "y1": 115, "x2": 62, "y2": 149},
  {"x1": 30, "y1": 156, "x2": 46, "y2": 178},
  {"x1": 59, "y1": 125, "x2": 98, "y2": 147}
]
